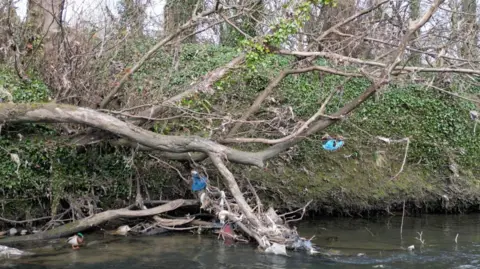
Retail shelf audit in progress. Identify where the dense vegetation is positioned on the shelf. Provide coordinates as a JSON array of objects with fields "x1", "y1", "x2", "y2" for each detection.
[{"x1": 1, "y1": 43, "x2": 479, "y2": 225}]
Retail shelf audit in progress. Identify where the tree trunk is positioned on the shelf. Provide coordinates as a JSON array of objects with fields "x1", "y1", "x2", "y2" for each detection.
[
  {"x1": 26, "y1": 0, "x2": 64, "y2": 54},
  {"x1": 460, "y1": 0, "x2": 477, "y2": 58},
  {"x1": 118, "y1": 0, "x2": 146, "y2": 37},
  {"x1": 409, "y1": 0, "x2": 421, "y2": 65},
  {"x1": 164, "y1": 0, "x2": 198, "y2": 42}
]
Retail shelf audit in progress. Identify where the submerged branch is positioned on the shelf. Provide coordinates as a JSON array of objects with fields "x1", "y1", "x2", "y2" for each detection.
[{"x1": 0, "y1": 199, "x2": 187, "y2": 243}]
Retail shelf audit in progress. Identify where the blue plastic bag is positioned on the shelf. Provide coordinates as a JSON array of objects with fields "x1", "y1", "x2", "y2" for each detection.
[
  {"x1": 191, "y1": 173, "x2": 207, "y2": 191},
  {"x1": 322, "y1": 139, "x2": 344, "y2": 151}
]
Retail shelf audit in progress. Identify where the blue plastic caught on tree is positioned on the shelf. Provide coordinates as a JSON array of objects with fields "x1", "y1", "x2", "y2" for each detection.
[
  {"x1": 321, "y1": 134, "x2": 345, "y2": 152},
  {"x1": 191, "y1": 170, "x2": 207, "y2": 192}
]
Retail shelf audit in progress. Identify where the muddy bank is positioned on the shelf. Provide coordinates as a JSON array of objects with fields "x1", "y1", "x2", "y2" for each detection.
[{"x1": 244, "y1": 140, "x2": 480, "y2": 216}]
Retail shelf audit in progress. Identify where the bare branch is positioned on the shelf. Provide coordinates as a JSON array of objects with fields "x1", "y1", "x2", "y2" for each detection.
[
  {"x1": 0, "y1": 103, "x2": 265, "y2": 167},
  {"x1": 277, "y1": 50, "x2": 480, "y2": 76},
  {"x1": 99, "y1": 6, "x2": 225, "y2": 109},
  {"x1": 226, "y1": 66, "x2": 361, "y2": 137},
  {"x1": 148, "y1": 154, "x2": 189, "y2": 183},
  {"x1": 223, "y1": 85, "x2": 341, "y2": 144},
  {"x1": 376, "y1": 137, "x2": 410, "y2": 180},
  {"x1": 220, "y1": 13, "x2": 252, "y2": 39},
  {"x1": 308, "y1": 0, "x2": 390, "y2": 48}
]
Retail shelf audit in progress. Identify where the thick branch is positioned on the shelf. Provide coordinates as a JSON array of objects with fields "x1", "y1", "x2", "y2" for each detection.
[
  {"x1": 257, "y1": 0, "x2": 445, "y2": 162},
  {"x1": 385, "y1": 0, "x2": 444, "y2": 75},
  {"x1": 0, "y1": 103, "x2": 264, "y2": 167},
  {"x1": 132, "y1": 54, "x2": 245, "y2": 125},
  {"x1": 0, "y1": 199, "x2": 186, "y2": 243},
  {"x1": 277, "y1": 51, "x2": 480, "y2": 75},
  {"x1": 208, "y1": 152, "x2": 265, "y2": 247}
]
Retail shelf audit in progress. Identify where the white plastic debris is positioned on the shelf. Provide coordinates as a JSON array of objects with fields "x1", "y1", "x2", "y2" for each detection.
[
  {"x1": 10, "y1": 153, "x2": 21, "y2": 175},
  {"x1": 219, "y1": 191, "x2": 226, "y2": 210},
  {"x1": 218, "y1": 210, "x2": 229, "y2": 224},
  {"x1": 292, "y1": 236, "x2": 318, "y2": 254},
  {"x1": 9, "y1": 228, "x2": 17, "y2": 236},
  {"x1": 0, "y1": 245, "x2": 32, "y2": 258},
  {"x1": 265, "y1": 242, "x2": 287, "y2": 256},
  {"x1": 470, "y1": 110, "x2": 479, "y2": 121},
  {"x1": 200, "y1": 192, "x2": 206, "y2": 208},
  {"x1": 407, "y1": 245, "x2": 415, "y2": 251},
  {"x1": 20, "y1": 230, "x2": 27, "y2": 236}
]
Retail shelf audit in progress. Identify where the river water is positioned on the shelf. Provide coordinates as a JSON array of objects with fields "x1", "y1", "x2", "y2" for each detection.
[{"x1": 2, "y1": 214, "x2": 480, "y2": 269}]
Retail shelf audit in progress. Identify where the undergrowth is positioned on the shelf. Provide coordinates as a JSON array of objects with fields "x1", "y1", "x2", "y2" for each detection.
[{"x1": 0, "y1": 42, "x2": 479, "y2": 220}]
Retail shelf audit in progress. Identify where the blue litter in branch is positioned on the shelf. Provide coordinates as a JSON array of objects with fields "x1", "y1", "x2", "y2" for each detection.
[
  {"x1": 322, "y1": 139, "x2": 344, "y2": 151},
  {"x1": 191, "y1": 173, "x2": 207, "y2": 191}
]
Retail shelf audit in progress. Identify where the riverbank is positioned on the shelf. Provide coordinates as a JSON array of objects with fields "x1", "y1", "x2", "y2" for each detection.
[
  {"x1": 0, "y1": 44, "x2": 479, "y2": 227},
  {"x1": 242, "y1": 136, "x2": 479, "y2": 216}
]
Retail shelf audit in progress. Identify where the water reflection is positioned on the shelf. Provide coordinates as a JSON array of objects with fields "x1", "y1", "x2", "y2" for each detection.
[{"x1": 3, "y1": 214, "x2": 480, "y2": 268}]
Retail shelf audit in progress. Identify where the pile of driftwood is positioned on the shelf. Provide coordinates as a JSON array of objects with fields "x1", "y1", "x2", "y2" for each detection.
[{"x1": 0, "y1": 168, "x2": 315, "y2": 256}]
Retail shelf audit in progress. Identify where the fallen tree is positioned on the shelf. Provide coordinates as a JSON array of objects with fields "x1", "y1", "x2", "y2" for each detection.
[{"x1": 0, "y1": 199, "x2": 188, "y2": 243}]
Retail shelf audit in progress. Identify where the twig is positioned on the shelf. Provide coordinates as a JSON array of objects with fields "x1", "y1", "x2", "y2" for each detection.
[
  {"x1": 226, "y1": 66, "x2": 361, "y2": 137},
  {"x1": 283, "y1": 200, "x2": 313, "y2": 223},
  {"x1": 279, "y1": 200, "x2": 313, "y2": 217},
  {"x1": 376, "y1": 137, "x2": 410, "y2": 180},
  {"x1": 176, "y1": 13, "x2": 243, "y2": 44},
  {"x1": 307, "y1": 0, "x2": 390, "y2": 49},
  {"x1": 99, "y1": 6, "x2": 225, "y2": 108},
  {"x1": 415, "y1": 231, "x2": 425, "y2": 244},
  {"x1": 220, "y1": 13, "x2": 252, "y2": 38},
  {"x1": 427, "y1": 84, "x2": 480, "y2": 104},
  {"x1": 393, "y1": 138, "x2": 410, "y2": 180},
  {"x1": 148, "y1": 154, "x2": 189, "y2": 183},
  {"x1": 223, "y1": 84, "x2": 345, "y2": 144},
  {"x1": 400, "y1": 200, "x2": 405, "y2": 239},
  {"x1": 276, "y1": 50, "x2": 480, "y2": 76},
  {"x1": 365, "y1": 227, "x2": 375, "y2": 237},
  {"x1": 244, "y1": 176, "x2": 262, "y2": 214}
]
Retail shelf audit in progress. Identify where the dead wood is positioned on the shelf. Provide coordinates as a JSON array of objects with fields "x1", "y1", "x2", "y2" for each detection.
[
  {"x1": 0, "y1": 199, "x2": 186, "y2": 243},
  {"x1": 0, "y1": 103, "x2": 265, "y2": 167}
]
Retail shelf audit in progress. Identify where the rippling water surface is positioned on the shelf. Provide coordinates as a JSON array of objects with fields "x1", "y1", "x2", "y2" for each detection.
[{"x1": 3, "y1": 214, "x2": 480, "y2": 268}]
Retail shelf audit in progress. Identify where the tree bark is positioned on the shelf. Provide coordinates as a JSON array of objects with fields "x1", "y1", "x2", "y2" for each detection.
[
  {"x1": 164, "y1": 0, "x2": 198, "y2": 42},
  {"x1": 26, "y1": 0, "x2": 64, "y2": 54},
  {"x1": 0, "y1": 103, "x2": 266, "y2": 166},
  {"x1": 409, "y1": 0, "x2": 421, "y2": 65},
  {"x1": 460, "y1": 0, "x2": 477, "y2": 58}
]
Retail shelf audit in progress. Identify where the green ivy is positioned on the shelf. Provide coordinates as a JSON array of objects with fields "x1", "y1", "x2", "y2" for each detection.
[
  {"x1": 0, "y1": 68, "x2": 51, "y2": 103},
  {"x1": 241, "y1": 0, "x2": 336, "y2": 70}
]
